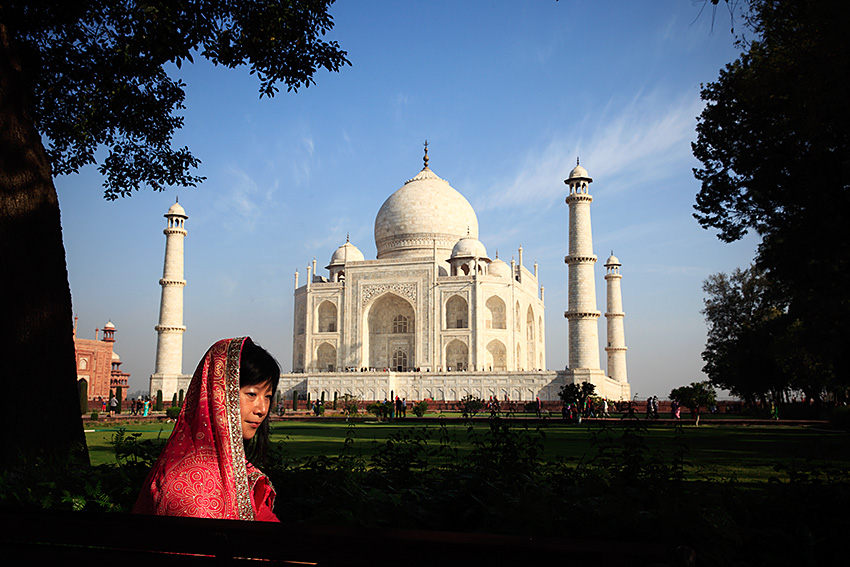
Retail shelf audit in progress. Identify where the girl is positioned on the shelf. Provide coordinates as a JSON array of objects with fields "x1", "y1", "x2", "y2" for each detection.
[{"x1": 133, "y1": 337, "x2": 280, "y2": 521}]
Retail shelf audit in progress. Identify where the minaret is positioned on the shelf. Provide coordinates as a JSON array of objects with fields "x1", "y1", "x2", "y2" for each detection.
[
  {"x1": 564, "y1": 160, "x2": 601, "y2": 370},
  {"x1": 151, "y1": 199, "x2": 188, "y2": 401},
  {"x1": 604, "y1": 253, "x2": 628, "y2": 382}
]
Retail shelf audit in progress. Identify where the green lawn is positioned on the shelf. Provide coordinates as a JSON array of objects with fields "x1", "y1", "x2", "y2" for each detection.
[{"x1": 85, "y1": 418, "x2": 850, "y2": 484}]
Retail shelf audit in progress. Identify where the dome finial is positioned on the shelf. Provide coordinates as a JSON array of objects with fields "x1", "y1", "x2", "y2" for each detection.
[
  {"x1": 423, "y1": 140, "x2": 429, "y2": 169},
  {"x1": 576, "y1": 156, "x2": 580, "y2": 166},
  {"x1": 346, "y1": 232, "x2": 350, "y2": 243}
]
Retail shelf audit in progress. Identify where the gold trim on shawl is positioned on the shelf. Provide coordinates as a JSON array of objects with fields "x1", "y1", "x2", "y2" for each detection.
[{"x1": 225, "y1": 337, "x2": 254, "y2": 521}]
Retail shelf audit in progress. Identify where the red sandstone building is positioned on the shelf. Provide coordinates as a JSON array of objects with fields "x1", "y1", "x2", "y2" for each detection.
[{"x1": 73, "y1": 318, "x2": 130, "y2": 401}]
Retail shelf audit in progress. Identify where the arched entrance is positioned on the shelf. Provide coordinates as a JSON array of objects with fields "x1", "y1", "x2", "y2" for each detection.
[
  {"x1": 445, "y1": 339, "x2": 468, "y2": 371},
  {"x1": 316, "y1": 342, "x2": 336, "y2": 372},
  {"x1": 364, "y1": 293, "x2": 415, "y2": 370},
  {"x1": 486, "y1": 339, "x2": 507, "y2": 371}
]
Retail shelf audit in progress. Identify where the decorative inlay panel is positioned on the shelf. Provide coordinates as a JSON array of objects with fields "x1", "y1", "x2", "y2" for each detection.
[{"x1": 362, "y1": 283, "x2": 417, "y2": 305}]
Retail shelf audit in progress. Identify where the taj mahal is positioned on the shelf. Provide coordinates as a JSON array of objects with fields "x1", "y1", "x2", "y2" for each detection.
[{"x1": 149, "y1": 147, "x2": 631, "y2": 403}]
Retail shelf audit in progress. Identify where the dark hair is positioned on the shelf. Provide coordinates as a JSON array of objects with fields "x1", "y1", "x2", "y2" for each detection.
[{"x1": 240, "y1": 338, "x2": 280, "y2": 464}]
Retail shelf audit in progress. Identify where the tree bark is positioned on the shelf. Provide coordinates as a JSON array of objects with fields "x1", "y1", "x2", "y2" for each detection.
[{"x1": 0, "y1": 20, "x2": 87, "y2": 470}]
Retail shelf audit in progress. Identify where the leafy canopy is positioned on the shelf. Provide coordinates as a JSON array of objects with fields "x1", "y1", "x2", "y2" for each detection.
[
  {"x1": 4, "y1": 1, "x2": 350, "y2": 199},
  {"x1": 558, "y1": 381, "x2": 596, "y2": 408},
  {"x1": 692, "y1": 0, "x2": 850, "y2": 401},
  {"x1": 669, "y1": 382, "x2": 716, "y2": 415}
]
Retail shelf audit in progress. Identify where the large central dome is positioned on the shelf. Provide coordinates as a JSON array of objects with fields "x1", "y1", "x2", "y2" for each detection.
[{"x1": 374, "y1": 166, "x2": 479, "y2": 260}]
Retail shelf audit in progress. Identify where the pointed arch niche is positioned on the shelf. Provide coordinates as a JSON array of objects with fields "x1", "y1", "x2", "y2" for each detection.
[
  {"x1": 485, "y1": 296, "x2": 506, "y2": 329},
  {"x1": 317, "y1": 300, "x2": 337, "y2": 333},
  {"x1": 486, "y1": 339, "x2": 507, "y2": 371},
  {"x1": 363, "y1": 293, "x2": 415, "y2": 370},
  {"x1": 316, "y1": 342, "x2": 337, "y2": 372},
  {"x1": 445, "y1": 339, "x2": 469, "y2": 371},
  {"x1": 445, "y1": 295, "x2": 468, "y2": 329}
]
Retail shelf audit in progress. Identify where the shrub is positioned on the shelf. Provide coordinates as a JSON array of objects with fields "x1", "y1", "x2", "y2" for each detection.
[
  {"x1": 292, "y1": 390, "x2": 298, "y2": 411},
  {"x1": 412, "y1": 400, "x2": 429, "y2": 417},
  {"x1": 367, "y1": 402, "x2": 388, "y2": 420},
  {"x1": 116, "y1": 386, "x2": 123, "y2": 414},
  {"x1": 155, "y1": 390, "x2": 163, "y2": 411},
  {"x1": 165, "y1": 406, "x2": 181, "y2": 420},
  {"x1": 90, "y1": 411, "x2": 99, "y2": 421},
  {"x1": 171, "y1": 393, "x2": 177, "y2": 407},
  {"x1": 459, "y1": 394, "x2": 484, "y2": 418},
  {"x1": 340, "y1": 393, "x2": 359, "y2": 415}
]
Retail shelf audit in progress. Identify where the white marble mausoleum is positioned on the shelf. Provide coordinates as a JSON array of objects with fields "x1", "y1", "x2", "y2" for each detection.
[{"x1": 277, "y1": 149, "x2": 631, "y2": 403}]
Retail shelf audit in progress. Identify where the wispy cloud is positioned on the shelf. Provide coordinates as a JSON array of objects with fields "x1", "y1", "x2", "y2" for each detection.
[
  {"x1": 290, "y1": 136, "x2": 316, "y2": 186},
  {"x1": 478, "y1": 91, "x2": 702, "y2": 211},
  {"x1": 212, "y1": 166, "x2": 280, "y2": 233}
]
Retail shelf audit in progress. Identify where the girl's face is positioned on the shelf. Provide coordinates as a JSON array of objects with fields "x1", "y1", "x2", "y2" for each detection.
[{"x1": 239, "y1": 381, "x2": 273, "y2": 440}]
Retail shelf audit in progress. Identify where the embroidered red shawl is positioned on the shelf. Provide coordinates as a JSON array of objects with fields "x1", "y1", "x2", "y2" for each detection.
[{"x1": 133, "y1": 337, "x2": 276, "y2": 521}]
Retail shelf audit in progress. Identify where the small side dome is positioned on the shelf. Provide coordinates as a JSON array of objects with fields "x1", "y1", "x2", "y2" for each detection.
[
  {"x1": 605, "y1": 254, "x2": 621, "y2": 266},
  {"x1": 328, "y1": 241, "x2": 365, "y2": 267},
  {"x1": 103, "y1": 321, "x2": 115, "y2": 329},
  {"x1": 111, "y1": 351, "x2": 120, "y2": 361},
  {"x1": 451, "y1": 236, "x2": 488, "y2": 259},
  {"x1": 568, "y1": 164, "x2": 592, "y2": 182},
  {"x1": 166, "y1": 200, "x2": 186, "y2": 217},
  {"x1": 489, "y1": 258, "x2": 511, "y2": 278}
]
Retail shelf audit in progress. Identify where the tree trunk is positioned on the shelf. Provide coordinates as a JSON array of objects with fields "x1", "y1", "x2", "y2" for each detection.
[{"x1": 0, "y1": 20, "x2": 88, "y2": 471}]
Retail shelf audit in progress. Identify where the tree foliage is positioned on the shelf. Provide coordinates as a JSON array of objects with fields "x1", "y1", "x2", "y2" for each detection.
[
  {"x1": 701, "y1": 266, "x2": 786, "y2": 404},
  {"x1": 3, "y1": 0, "x2": 349, "y2": 199},
  {"x1": 558, "y1": 381, "x2": 596, "y2": 409},
  {"x1": 692, "y1": 0, "x2": 850, "y2": 401},
  {"x1": 0, "y1": 1, "x2": 348, "y2": 470},
  {"x1": 669, "y1": 382, "x2": 716, "y2": 424},
  {"x1": 458, "y1": 394, "x2": 485, "y2": 418}
]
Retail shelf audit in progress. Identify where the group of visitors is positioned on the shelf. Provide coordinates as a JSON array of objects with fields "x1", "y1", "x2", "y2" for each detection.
[
  {"x1": 560, "y1": 397, "x2": 613, "y2": 423},
  {"x1": 95, "y1": 394, "x2": 126, "y2": 416},
  {"x1": 645, "y1": 396, "x2": 660, "y2": 420},
  {"x1": 129, "y1": 397, "x2": 152, "y2": 416}
]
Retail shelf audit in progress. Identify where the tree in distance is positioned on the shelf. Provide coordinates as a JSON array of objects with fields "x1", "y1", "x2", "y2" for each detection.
[
  {"x1": 0, "y1": 1, "x2": 349, "y2": 471},
  {"x1": 669, "y1": 381, "x2": 717, "y2": 426},
  {"x1": 558, "y1": 381, "x2": 596, "y2": 411}
]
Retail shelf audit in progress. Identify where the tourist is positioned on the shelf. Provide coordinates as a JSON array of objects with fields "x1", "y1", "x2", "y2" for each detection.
[
  {"x1": 109, "y1": 394, "x2": 118, "y2": 417},
  {"x1": 143, "y1": 396, "x2": 150, "y2": 417},
  {"x1": 535, "y1": 396, "x2": 542, "y2": 418},
  {"x1": 133, "y1": 337, "x2": 281, "y2": 521}
]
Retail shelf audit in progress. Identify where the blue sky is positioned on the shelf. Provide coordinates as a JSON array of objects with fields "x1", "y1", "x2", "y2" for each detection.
[{"x1": 57, "y1": 0, "x2": 757, "y2": 399}]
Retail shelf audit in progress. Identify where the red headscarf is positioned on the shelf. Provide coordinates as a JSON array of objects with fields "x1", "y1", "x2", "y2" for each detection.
[{"x1": 133, "y1": 337, "x2": 277, "y2": 521}]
